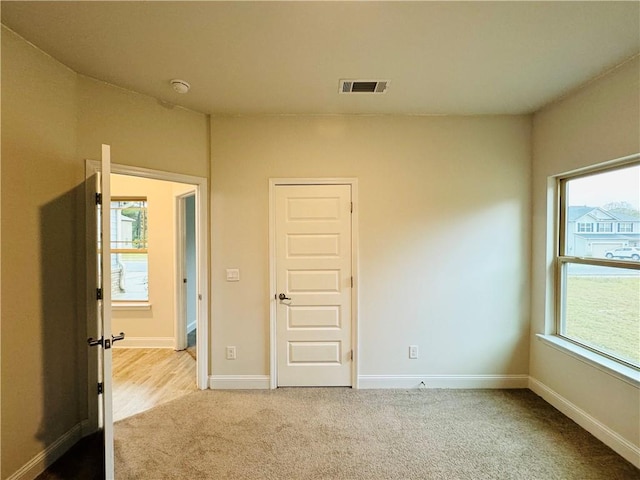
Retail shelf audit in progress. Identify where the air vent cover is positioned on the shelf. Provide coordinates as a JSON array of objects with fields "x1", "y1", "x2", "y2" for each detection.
[{"x1": 339, "y1": 79, "x2": 389, "y2": 94}]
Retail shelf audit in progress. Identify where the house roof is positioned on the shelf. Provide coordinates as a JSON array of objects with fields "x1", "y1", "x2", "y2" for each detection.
[
  {"x1": 610, "y1": 211, "x2": 640, "y2": 222},
  {"x1": 568, "y1": 206, "x2": 640, "y2": 222},
  {"x1": 1, "y1": 1, "x2": 639, "y2": 115},
  {"x1": 568, "y1": 206, "x2": 599, "y2": 222}
]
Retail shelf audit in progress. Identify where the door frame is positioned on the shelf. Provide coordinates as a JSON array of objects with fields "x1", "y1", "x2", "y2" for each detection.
[
  {"x1": 268, "y1": 178, "x2": 359, "y2": 389},
  {"x1": 86, "y1": 161, "x2": 209, "y2": 403},
  {"x1": 175, "y1": 191, "x2": 197, "y2": 351}
]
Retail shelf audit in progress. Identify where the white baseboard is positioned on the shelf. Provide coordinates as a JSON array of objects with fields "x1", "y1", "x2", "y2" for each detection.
[
  {"x1": 187, "y1": 320, "x2": 197, "y2": 333},
  {"x1": 358, "y1": 374, "x2": 529, "y2": 389},
  {"x1": 7, "y1": 423, "x2": 83, "y2": 480},
  {"x1": 208, "y1": 374, "x2": 528, "y2": 390},
  {"x1": 209, "y1": 375, "x2": 270, "y2": 389},
  {"x1": 112, "y1": 336, "x2": 175, "y2": 349},
  {"x1": 529, "y1": 377, "x2": 640, "y2": 468}
]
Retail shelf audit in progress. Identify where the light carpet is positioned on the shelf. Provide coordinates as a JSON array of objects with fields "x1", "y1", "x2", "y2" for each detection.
[{"x1": 114, "y1": 388, "x2": 638, "y2": 479}]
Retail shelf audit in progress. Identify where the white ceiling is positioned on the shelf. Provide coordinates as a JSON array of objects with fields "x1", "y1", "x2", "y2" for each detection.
[{"x1": 2, "y1": 1, "x2": 639, "y2": 115}]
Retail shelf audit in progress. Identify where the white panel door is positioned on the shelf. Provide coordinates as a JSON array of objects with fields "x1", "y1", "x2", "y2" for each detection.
[
  {"x1": 99, "y1": 145, "x2": 116, "y2": 478},
  {"x1": 87, "y1": 145, "x2": 115, "y2": 478},
  {"x1": 275, "y1": 184, "x2": 352, "y2": 386}
]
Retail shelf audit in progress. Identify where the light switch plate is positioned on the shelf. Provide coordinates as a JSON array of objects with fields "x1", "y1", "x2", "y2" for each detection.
[{"x1": 226, "y1": 269, "x2": 240, "y2": 282}]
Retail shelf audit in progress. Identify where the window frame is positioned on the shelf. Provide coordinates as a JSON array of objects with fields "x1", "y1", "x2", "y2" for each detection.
[
  {"x1": 111, "y1": 196, "x2": 149, "y2": 303},
  {"x1": 618, "y1": 222, "x2": 633, "y2": 233},
  {"x1": 576, "y1": 222, "x2": 593, "y2": 233},
  {"x1": 556, "y1": 161, "x2": 640, "y2": 371}
]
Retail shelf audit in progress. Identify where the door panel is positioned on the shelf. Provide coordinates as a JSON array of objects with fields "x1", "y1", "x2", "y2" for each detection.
[
  {"x1": 85, "y1": 170, "x2": 105, "y2": 475},
  {"x1": 288, "y1": 306, "x2": 341, "y2": 329},
  {"x1": 275, "y1": 184, "x2": 352, "y2": 387},
  {"x1": 288, "y1": 341, "x2": 342, "y2": 364},
  {"x1": 87, "y1": 146, "x2": 114, "y2": 478},
  {"x1": 100, "y1": 145, "x2": 115, "y2": 479},
  {"x1": 286, "y1": 234, "x2": 340, "y2": 257},
  {"x1": 288, "y1": 270, "x2": 341, "y2": 292}
]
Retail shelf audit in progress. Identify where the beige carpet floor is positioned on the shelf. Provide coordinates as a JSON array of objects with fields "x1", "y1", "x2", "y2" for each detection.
[{"x1": 113, "y1": 388, "x2": 638, "y2": 479}]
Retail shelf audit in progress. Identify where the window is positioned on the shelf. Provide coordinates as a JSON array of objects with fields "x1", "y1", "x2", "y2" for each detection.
[
  {"x1": 111, "y1": 198, "x2": 148, "y2": 302},
  {"x1": 618, "y1": 222, "x2": 633, "y2": 233},
  {"x1": 558, "y1": 163, "x2": 640, "y2": 368},
  {"x1": 577, "y1": 223, "x2": 593, "y2": 232}
]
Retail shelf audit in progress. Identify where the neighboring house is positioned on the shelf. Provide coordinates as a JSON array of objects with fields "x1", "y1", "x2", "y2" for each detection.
[{"x1": 566, "y1": 206, "x2": 640, "y2": 257}]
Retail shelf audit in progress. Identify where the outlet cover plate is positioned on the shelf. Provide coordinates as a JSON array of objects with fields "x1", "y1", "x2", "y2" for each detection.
[{"x1": 226, "y1": 346, "x2": 237, "y2": 360}]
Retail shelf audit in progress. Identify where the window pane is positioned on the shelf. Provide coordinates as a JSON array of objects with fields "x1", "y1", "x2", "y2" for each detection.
[
  {"x1": 111, "y1": 199, "x2": 148, "y2": 250},
  {"x1": 112, "y1": 253, "x2": 148, "y2": 301},
  {"x1": 563, "y1": 165, "x2": 640, "y2": 260},
  {"x1": 562, "y1": 263, "x2": 640, "y2": 366}
]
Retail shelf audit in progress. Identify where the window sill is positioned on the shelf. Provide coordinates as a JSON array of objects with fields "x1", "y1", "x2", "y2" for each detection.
[
  {"x1": 112, "y1": 302, "x2": 152, "y2": 311},
  {"x1": 536, "y1": 334, "x2": 639, "y2": 388}
]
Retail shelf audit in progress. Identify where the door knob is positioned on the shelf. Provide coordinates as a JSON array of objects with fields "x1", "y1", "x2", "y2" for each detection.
[
  {"x1": 278, "y1": 293, "x2": 291, "y2": 301},
  {"x1": 87, "y1": 337, "x2": 103, "y2": 347},
  {"x1": 112, "y1": 332, "x2": 126, "y2": 343},
  {"x1": 87, "y1": 332, "x2": 125, "y2": 349}
]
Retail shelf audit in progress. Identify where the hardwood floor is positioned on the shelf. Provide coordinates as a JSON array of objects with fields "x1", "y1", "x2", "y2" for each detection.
[
  {"x1": 112, "y1": 348, "x2": 196, "y2": 422},
  {"x1": 186, "y1": 328, "x2": 197, "y2": 360}
]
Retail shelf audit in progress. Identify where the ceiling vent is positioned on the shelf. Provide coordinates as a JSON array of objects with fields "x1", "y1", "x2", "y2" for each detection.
[{"x1": 339, "y1": 79, "x2": 389, "y2": 94}]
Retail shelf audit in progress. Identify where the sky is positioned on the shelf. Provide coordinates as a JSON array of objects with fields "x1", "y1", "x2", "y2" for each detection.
[{"x1": 567, "y1": 164, "x2": 640, "y2": 210}]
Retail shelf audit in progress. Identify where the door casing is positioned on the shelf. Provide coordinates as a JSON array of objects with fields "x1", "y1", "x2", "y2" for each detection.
[
  {"x1": 269, "y1": 178, "x2": 359, "y2": 389},
  {"x1": 85, "y1": 160, "x2": 210, "y2": 435}
]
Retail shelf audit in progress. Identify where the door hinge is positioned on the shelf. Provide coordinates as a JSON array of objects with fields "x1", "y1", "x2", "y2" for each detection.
[
  {"x1": 95, "y1": 193, "x2": 102, "y2": 205},
  {"x1": 350, "y1": 202, "x2": 353, "y2": 213},
  {"x1": 97, "y1": 382, "x2": 104, "y2": 395},
  {"x1": 351, "y1": 276, "x2": 353, "y2": 288},
  {"x1": 96, "y1": 288, "x2": 103, "y2": 300},
  {"x1": 350, "y1": 350, "x2": 354, "y2": 361}
]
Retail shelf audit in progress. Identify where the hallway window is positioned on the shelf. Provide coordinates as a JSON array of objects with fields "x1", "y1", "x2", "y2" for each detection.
[
  {"x1": 558, "y1": 163, "x2": 640, "y2": 368},
  {"x1": 111, "y1": 198, "x2": 149, "y2": 301}
]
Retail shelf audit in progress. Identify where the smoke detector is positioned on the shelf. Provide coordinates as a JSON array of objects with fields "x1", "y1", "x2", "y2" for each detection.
[
  {"x1": 170, "y1": 79, "x2": 191, "y2": 94},
  {"x1": 339, "y1": 79, "x2": 389, "y2": 94}
]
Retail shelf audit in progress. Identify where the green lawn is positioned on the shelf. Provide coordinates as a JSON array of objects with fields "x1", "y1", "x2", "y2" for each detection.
[{"x1": 565, "y1": 276, "x2": 640, "y2": 366}]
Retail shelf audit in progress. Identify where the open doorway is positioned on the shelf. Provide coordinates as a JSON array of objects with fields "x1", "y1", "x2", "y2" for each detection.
[
  {"x1": 175, "y1": 192, "x2": 197, "y2": 360},
  {"x1": 109, "y1": 173, "x2": 201, "y2": 421}
]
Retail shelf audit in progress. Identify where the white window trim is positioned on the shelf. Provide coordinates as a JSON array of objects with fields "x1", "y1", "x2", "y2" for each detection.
[
  {"x1": 552, "y1": 155, "x2": 640, "y2": 378},
  {"x1": 537, "y1": 334, "x2": 639, "y2": 387},
  {"x1": 112, "y1": 302, "x2": 152, "y2": 311}
]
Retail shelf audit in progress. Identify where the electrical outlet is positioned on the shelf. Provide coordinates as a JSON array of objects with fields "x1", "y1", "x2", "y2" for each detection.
[
  {"x1": 409, "y1": 345, "x2": 419, "y2": 359},
  {"x1": 226, "y1": 346, "x2": 236, "y2": 360}
]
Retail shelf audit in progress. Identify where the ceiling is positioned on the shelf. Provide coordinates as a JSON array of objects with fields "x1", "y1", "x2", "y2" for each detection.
[{"x1": 2, "y1": 1, "x2": 639, "y2": 116}]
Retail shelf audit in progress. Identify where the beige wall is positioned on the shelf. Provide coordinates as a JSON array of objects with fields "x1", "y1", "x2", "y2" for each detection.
[
  {"x1": 210, "y1": 115, "x2": 532, "y2": 379},
  {"x1": 77, "y1": 77, "x2": 209, "y2": 178},
  {"x1": 111, "y1": 175, "x2": 195, "y2": 345},
  {"x1": 531, "y1": 57, "x2": 640, "y2": 452},
  {"x1": 1, "y1": 26, "x2": 82, "y2": 478},
  {"x1": 0, "y1": 28, "x2": 209, "y2": 479}
]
